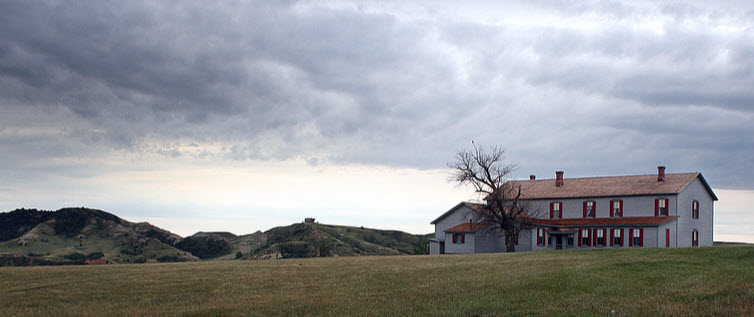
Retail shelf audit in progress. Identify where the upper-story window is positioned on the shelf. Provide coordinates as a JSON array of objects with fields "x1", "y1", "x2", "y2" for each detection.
[
  {"x1": 550, "y1": 202, "x2": 562, "y2": 219},
  {"x1": 692, "y1": 200, "x2": 700, "y2": 219},
  {"x1": 692, "y1": 230, "x2": 699, "y2": 247},
  {"x1": 655, "y1": 198, "x2": 669, "y2": 216},
  {"x1": 583, "y1": 201, "x2": 596, "y2": 218},
  {"x1": 611, "y1": 200, "x2": 623, "y2": 217}
]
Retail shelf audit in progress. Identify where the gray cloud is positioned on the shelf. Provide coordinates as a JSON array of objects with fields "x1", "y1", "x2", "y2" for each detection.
[{"x1": 1, "y1": 0, "x2": 753, "y2": 188}]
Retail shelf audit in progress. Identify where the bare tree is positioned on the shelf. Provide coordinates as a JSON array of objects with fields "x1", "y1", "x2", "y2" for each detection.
[{"x1": 447, "y1": 144, "x2": 540, "y2": 252}]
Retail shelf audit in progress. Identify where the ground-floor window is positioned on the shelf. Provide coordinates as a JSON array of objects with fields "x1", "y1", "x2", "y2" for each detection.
[
  {"x1": 630, "y1": 228, "x2": 643, "y2": 247},
  {"x1": 452, "y1": 233, "x2": 465, "y2": 244},
  {"x1": 567, "y1": 236, "x2": 574, "y2": 246},
  {"x1": 612, "y1": 229, "x2": 622, "y2": 246},
  {"x1": 580, "y1": 229, "x2": 590, "y2": 246},
  {"x1": 692, "y1": 230, "x2": 699, "y2": 247},
  {"x1": 596, "y1": 229, "x2": 605, "y2": 246}
]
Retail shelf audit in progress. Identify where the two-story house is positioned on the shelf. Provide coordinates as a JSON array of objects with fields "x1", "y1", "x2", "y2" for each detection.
[{"x1": 429, "y1": 166, "x2": 717, "y2": 254}]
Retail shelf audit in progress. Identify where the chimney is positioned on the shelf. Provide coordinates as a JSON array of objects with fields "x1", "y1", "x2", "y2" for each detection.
[
  {"x1": 555, "y1": 171, "x2": 564, "y2": 187},
  {"x1": 530, "y1": 175, "x2": 536, "y2": 180},
  {"x1": 657, "y1": 166, "x2": 666, "y2": 182}
]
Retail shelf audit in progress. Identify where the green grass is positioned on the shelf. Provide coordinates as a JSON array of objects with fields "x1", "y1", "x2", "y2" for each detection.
[{"x1": 1, "y1": 246, "x2": 752, "y2": 316}]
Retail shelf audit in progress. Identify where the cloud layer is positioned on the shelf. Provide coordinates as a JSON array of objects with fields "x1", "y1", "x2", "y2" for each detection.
[{"x1": 1, "y1": 0, "x2": 753, "y2": 188}]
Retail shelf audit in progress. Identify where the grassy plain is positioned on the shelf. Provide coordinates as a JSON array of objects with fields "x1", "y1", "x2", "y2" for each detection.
[{"x1": 1, "y1": 245, "x2": 752, "y2": 316}]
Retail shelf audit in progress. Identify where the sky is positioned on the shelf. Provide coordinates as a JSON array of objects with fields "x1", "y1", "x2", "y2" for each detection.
[{"x1": 0, "y1": 0, "x2": 752, "y2": 242}]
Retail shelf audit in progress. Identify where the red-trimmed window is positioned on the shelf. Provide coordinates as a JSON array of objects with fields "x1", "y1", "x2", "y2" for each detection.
[
  {"x1": 452, "y1": 233, "x2": 465, "y2": 244},
  {"x1": 550, "y1": 202, "x2": 562, "y2": 219},
  {"x1": 579, "y1": 229, "x2": 590, "y2": 246},
  {"x1": 629, "y1": 228, "x2": 643, "y2": 247},
  {"x1": 692, "y1": 230, "x2": 699, "y2": 247},
  {"x1": 583, "y1": 201, "x2": 596, "y2": 218},
  {"x1": 610, "y1": 200, "x2": 623, "y2": 217},
  {"x1": 655, "y1": 198, "x2": 668, "y2": 216},
  {"x1": 596, "y1": 229, "x2": 605, "y2": 246},
  {"x1": 537, "y1": 228, "x2": 545, "y2": 246},
  {"x1": 611, "y1": 228, "x2": 623, "y2": 246},
  {"x1": 692, "y1": 200, "x2": 700, "y2": 219}
]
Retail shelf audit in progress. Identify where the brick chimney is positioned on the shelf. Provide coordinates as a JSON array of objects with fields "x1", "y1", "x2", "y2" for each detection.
[
  {"x1": 555, "y1": 171, "x2": 564, "y2": 187},
  {"x1": 657, "y1": 166, "x2": 666, "y2": 182},
  {"x1": 530, "y1": 174, "x2": 536, "y2": 180}
]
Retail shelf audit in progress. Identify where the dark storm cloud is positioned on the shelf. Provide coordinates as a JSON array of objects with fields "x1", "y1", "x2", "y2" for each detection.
[{"x1": 0, "y1": 0, "x2": 753, "y2": 188}]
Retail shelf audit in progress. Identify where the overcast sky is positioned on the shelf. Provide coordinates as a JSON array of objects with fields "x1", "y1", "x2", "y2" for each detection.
[{"x1": 1, "y1": 1, "x2": 752, "y2": 242}]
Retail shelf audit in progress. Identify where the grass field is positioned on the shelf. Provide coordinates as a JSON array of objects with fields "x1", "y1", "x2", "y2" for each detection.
[{"x1": 1, "y1": 246, "x2": 752, "y2": 316}]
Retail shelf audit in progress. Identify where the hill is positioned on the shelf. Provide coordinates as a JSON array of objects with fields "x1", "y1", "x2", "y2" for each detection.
[
  {"x1": 0, "y1": 245, "x2": 751, "y2": 315},
  {"x1": 0, "y1": 207, "x2": 195, "y2": 264},
  {"x1": 192, "y1": 223, "x2": 429, "y2": 259},
  {"x1": 0, "y1": 208, "x2": 430, "y2": 264}
]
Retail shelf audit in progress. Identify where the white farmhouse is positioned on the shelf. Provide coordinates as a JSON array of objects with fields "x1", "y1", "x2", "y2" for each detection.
[{"x1": 429, "y1": 166, "x2": 717, "y2": 254}]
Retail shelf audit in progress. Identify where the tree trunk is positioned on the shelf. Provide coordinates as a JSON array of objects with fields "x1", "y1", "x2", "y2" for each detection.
[{"x1": 505, "y1": 233, "x2": 516, "y2": 252}]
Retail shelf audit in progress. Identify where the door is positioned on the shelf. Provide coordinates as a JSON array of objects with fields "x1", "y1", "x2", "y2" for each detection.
[
  {"x1": 439, "y1": 241, "x2": 445, "y2": 254},
  {"x1": 556, "y1": 235, "x2": 563, "y2": 250}
]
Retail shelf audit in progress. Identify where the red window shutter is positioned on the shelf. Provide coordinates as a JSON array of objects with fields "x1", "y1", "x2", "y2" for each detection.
[
  {"x1": 610, "y1": 229, "x2": 614, "y2": 246},
  {"x1": 592, "y1": 201, "x2": 596, "y2": 218},
  {"x1": 655, "y1": 199, "x2": 660, "y2": 217},
  {"x1": 559, "y1": 203, "x2": 563, "y2": 218},
  {"x1": 578, "y1": 230, "x2": 582, "y2": 246},
  {"x1": 666, "y1": 229, "x2": 670, "y2": 247},
  {"x1": 583, "y1": 201, "x2": 587, "y2": 218},
  {"x1": 639, "y1": 229, "x2": 643, "y2": 246},
  {"x1": 591, "y1": 229, "x2": 595, "y2": 246},
  {"x1": 603, "y1": 229, "x2": 607, "y2": 246},
  {"x1": 461, "y1": 234, "x2": 465, "y2": 244},
  {"x1": 452, "y1": 234, "x2": 456, "y2": 243},
  {"x1": 619, "y1": 201, "x2": 623, "y2": 217},
  {"x1": 610, "y1": 201, "x2": 614, "y2": 217},
  {"x1": 550, "y1": 203, "x2": 554, "y2": 219},
  {"x1": 665, "y1": 199, "x2": 669, "y2": 215}
]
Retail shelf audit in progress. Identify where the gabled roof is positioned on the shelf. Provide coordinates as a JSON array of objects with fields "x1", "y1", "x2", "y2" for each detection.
[
  {"x1": 430, "y1": 202, "x2": 484, "y2": 224},
  {"x1": 532, "y1": 216, "x2": 679, "y2": 227},
  {"x1": 509, "y1": 172, "x2": 718, "y2": 200},
  {"x1": 444, "y1": 222, "x2": 489, "y2": 233}
]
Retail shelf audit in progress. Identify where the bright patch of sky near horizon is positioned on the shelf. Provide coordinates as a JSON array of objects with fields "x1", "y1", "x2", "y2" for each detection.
[{"x1": 1, "y1": 0, "x2": 753, "y2": 243}]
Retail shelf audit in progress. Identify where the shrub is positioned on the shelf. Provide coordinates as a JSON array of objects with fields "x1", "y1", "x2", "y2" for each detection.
[{"x1": 175, "y1": 236, "x2": 233, "y2": 259}]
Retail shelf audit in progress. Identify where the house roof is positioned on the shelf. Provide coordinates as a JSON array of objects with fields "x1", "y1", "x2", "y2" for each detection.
[
  {"x1": 509, "y1": 172, "x2": 718, "y2": 201},
  {"x1": 532, "y1": 216, "x2": 679, "y2": 227},
  {"x1": 430, "y1": 202, "x2": 484, "y2": 224},
  {"x1": 444, "y1": 222, "x2": 489, "y2": 233}
]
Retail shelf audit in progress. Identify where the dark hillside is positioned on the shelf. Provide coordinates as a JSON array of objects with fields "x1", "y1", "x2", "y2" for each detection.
[{"x1": 247, "y1": 223, "x2": 429, "y2": 259}]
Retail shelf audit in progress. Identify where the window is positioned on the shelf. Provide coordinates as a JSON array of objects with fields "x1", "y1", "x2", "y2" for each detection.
[
  {"x1": 692, "y1": 230, "x2": 699, "y2": 247},
  {"x1": 630, "y1": 228, "x2": 643, "y2": 247},
  {"x1": 537, "y1": 228, "x2": 545, "y2": 246},
  {"x1": 692, "y1": 200, "x2": 699, "y2": 219},
  {"x1": 596, "y1": 229, "x2": 605, "y2": 246},
  {"x1": 612, "y1": 229, "x2": 622, "y2": 246},
  {"x1": 583, "y1": 201, "x2": 596, "y2": 218},
  {"x1": 567, "y1": 236, "x2": 574, "y2": 246},
  {"x1": 579, "y1": 229, "x2": 590, "y2": 246},
  {"x1": 611, "y1": 200, "x2": 623, "y2": 217},
  {"x1": 452, "y1": 233, "x2": 465, "y2": 244},
  {"x1": 550, "y1": 202, "x2": 562, "y2": 219},
  {"x1": 655, "y1": 198, "x2": 668, "y2": 216}
]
